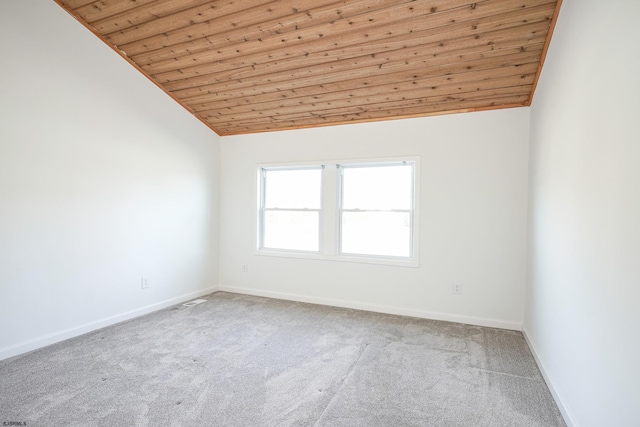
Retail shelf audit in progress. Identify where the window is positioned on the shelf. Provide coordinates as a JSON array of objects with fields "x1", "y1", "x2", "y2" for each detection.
[
  {"x1": 258, "y1": 166, "x2": 322, "y2": 252},
  {"x1": 339, "y1": 162, "x2": 414, "y2": 258},
  {"x1": 257, "y1": 157, "x2": 419, "y2": 267}
]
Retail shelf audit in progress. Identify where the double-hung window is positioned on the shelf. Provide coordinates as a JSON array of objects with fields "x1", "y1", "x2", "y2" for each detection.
[
  {"x1": 258, "y1": 166, "x2": 322, "y2": 252},
  {"x1": 339, "y1": 162, "x2": 414, "y2": 258},
  {"x1": 257, "y1": 157, "x2": 419, "y2": 267}
]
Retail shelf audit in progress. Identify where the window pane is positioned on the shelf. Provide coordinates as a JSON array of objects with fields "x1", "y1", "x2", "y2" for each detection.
[
  {"x1": 341, "y1": 212, "x2": 410, "y2": 257},
  {"x1": 263, "y1": 210, "x2": 319, "y2": 251},
  {"x1": 342, "y1": 164, "x2": 412, "y2": 210},
  {"x1": 265, "y1": 169, "x2": 321, "y2": 209}
]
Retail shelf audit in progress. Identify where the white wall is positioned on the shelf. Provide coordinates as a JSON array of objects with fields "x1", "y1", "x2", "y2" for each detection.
[
  {"x1": 0, "y1": 1, "x2": 220, "y2": 359},
  {"x1": 220, "y1": 108, "x2": 530, "y2": 329},
  {"x1": 525, "y1": 1, "x2": 640, "y2": 426},
  {"x1": 5, "y1": 2, "x2": 635, "y2": 424}
]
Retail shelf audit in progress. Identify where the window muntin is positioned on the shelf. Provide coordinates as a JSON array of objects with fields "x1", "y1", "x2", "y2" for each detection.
[
  {"x1": 339, "y1": 162, "x2": 414, "y2": 258},
  {"x1": 259, "y1": 166, "x2": 322, "y2": 252}
]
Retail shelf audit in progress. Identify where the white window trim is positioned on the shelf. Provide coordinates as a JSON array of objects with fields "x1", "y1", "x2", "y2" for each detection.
[
  {"x1": 258, "y1": 164, "x2": 323, "y2": 254},
  {"x1": 256, "y1": 156, "x2": 420, "y2": 268},
  {"x1": 337, "y1": 161, "x2": 415, "y2": 259}
]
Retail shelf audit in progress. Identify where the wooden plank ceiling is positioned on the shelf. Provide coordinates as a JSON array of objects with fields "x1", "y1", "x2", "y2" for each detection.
[{"x1": 55, "y1": 0, "x2": 562, "y2": 135}]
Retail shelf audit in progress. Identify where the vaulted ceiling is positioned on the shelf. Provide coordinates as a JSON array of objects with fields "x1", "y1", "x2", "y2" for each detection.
[{"x1": 55, "y1": 0, "x2": 561, "y2": 135}]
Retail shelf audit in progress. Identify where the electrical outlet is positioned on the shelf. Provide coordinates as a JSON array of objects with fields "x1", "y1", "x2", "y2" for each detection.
[
  {"x1": 452, "y1": 283, "x2": 462, "y2": 294},
  {"x1": 141, "y1": 277, "x2": 150, "y2": 289},
  {"x1": 242, "y1": 264, "x2": 248, "y2": 273}
]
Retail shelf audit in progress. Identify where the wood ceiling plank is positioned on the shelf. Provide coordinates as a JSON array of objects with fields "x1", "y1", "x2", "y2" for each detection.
[
  {"x1": 127, "y1": 0, "x2": 424, "y2": 63},
  {"x1": 181, "y1": 61, "x2": 539, "y2": 118},
  {"x1": 202, "y1": 84, "x2": 532, "y2": 123},
  {"x1": 154, "y1": 2, "x2": 553, "y2": 91},
  {"x1": 175, "y1": 58, "x2": 535, "y2": 106},
  {"x1": 91, "y1": 0, "x2": 216, "y2": 34},
  {"x1": 321, "y1": 94, "x2": 530, "y2": 120},
  {"x1": 187, "y1": 58, "x2": 540, "y2": 114},
  {"x1": 143, "y1": 0, "x2": 550, "y2": 83},
  {"x1": 165, "y1": 25, "x2": 544, "y2": 99},
  {"x1": 193, "y1": 73, "x2": 534, "y2": 119},
  {"x1": 191, "y1": 44, "x2": 538, "y2": 101},
  {"x1": 274, "y1": 92, "x2": 530, "y2": 121},
  {"x1": 168, "y1": 25, "x2": 545, "y2": 103},
  {"x1": 55, "y1": 0, "x2": 562, "y2": 135},
  {"x1": 64, "y1": 0, "x2": 101, "y2": 9},
  {"x1": 216, "y1": 94, "x2": 528, "y2": 134},
  {"x1": 194, "y1": 67, "x2": 539, "y2": 117},
  {"x1": 204, "y1": 90, "x2": 528, "y2": 128},
  {"x1": 72, "y1": 0, "x2": 159, "y2": 23},
  {"x1": 191, "y1": 42, "x2": 543, "y2": 112},
  {"x1": 221, "y1": 94, "x2": 529, "y2": 130},
  {"x1": 106, "y1": 0, "x2": 318, "y2": 46},
  {"x1": 138, "y1": 0, "x2": 499, "y2": 73},
  {"x1": 203, "y1": 69, "x2": 537, "y2": 118},
  {"x1": 178, "y1": 50, "x2": 540, "y2": 106}
]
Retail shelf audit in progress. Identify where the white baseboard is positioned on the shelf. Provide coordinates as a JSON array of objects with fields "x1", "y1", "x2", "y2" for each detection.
[
  {"x1": 218, "y1": 285, "x2": 522, "y2": 331},
  {"x1": 0, "y1": 286, "x2": 219, "y2": 361},
  {"x1": 522, "y1": 328, "x2": 577, "y2": 427}
]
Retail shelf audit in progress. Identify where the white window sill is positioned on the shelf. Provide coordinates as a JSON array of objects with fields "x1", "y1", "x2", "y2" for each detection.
[{"x1": 255, "y1": 249, "x2": 419, "y2": 268}]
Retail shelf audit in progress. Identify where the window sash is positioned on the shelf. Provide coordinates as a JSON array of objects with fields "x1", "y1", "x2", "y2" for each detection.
[
  {"x1": 262, "y1": 209, "x2": 321, "y2": 252},
  {"x1": 258, "y1": 166, "x2": 323, "y2": 252},
  {"x1": 337, "y1": 162, "x2": 415, "y2": 258}
]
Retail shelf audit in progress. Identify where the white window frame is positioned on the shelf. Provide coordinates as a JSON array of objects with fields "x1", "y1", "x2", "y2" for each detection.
[
  {"x1": 258, "y1": 164, "x2": 323, "y2": 254},
  {"x1": 256, "y1": 156, "x2": 420, "y2": 267},
  {"x1": 337, "y1": 161, "x2": 415, "y2": 260}
]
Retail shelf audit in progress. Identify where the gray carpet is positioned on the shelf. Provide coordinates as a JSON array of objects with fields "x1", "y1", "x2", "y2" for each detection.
[{"x1": 0, "y1": 292, "x2": 565, "y2": 426}]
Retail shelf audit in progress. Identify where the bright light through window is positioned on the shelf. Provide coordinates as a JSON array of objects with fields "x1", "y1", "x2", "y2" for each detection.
[
  {"x1": 340, "y1": 163, "x2": 413, "y2": 258},
  {"x1": 264, "y1": 169, "x2": 321, "y2": 210},
  {"x1": 260, "y1": 167, "x2": 321, "y2": 252}
]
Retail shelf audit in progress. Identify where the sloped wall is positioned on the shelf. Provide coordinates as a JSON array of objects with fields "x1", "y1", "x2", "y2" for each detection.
[{"x1": 0, "y1": 0, "x2": 221, "y2": 359}]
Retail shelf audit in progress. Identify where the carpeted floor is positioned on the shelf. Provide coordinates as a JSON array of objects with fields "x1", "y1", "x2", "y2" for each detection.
[{"x1": 0, "y1": 292, "x2": 565, "y2": 426}]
